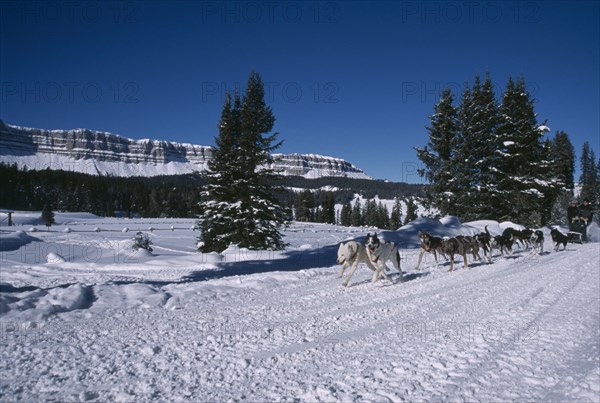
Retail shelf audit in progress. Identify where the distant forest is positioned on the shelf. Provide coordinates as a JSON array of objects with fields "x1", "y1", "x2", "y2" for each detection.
[{"x1": 0, "y1": 163, "x2": 423, "y2": 220}]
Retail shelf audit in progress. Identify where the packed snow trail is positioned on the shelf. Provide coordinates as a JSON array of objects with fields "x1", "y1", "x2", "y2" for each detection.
[
  {"x1": 1, "y1": 248, "x2": 599, "y2": 400},
  {"x1": 1, "y1": 216, "x2": 599, "y2": 401}
]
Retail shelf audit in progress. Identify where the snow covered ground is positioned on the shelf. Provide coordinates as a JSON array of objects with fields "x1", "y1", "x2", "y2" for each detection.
[{"x1": 1, "y1": 212, "x2": 599, "y2": 402}]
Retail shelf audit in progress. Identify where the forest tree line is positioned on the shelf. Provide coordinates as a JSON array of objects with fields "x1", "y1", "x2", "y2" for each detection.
[{"x1": 0, "y1": 163, "x2": 422, "y2": 227}]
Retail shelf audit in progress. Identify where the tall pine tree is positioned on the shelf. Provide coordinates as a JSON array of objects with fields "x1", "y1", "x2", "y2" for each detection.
[
  {"x1": 495, "y1": 76, "x2": 551, "y2": 225},
  {"x1": 198, "y1": 72, "x2": 286, "y2": 252},
  {"x1": 416, "y1": 88, "x2": 459, "y2": 216},
  {"x1": 417, "y1": 73, "x2": 560, "y2": 225},
  {"x1": 454, "y1": 73, "x2": 501, "y2": 220},
  {"x1": 550, "y1": 131, "x2": 575, "y2": 192},
  {"x1": 580, "y1": 142, "x2": 598, "y2": 208}
]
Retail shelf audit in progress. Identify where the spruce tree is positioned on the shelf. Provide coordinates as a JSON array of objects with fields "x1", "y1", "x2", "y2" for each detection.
[
  {"x1": 404, "y1": 197, "x2": 418, "y2": 225},
  {"x1": 351, "y1": 198, "x2": 362, "y2": 227},
  {"x1": 580, "y1": 142, "x2": 598, "y2": 207},
  {"x1": 415, "y1": 88, "x2": 459, "y2": 216},
  {"x1": 377, "y1": 201, "x2": 391, "y2": 229},
  {"x1": 452, "y1": 73, "x2": 501, "y2": 221},
  {"x1": 198, "y1": 72, "x2": 286, "y2": 252},
  {"x1": 390, "y1": 197, "x2": 403, "y2": 229},
  {"x1": 322, "y1": 192, "x2": 336, "y2": 224},
  {"x1": 544, "y1": 131, "x2": 575, "y2": 224},
  {"x1": 198, "y1": 92, "x2": 242, "y2": 252},
  {"x1": 495, "y1": 76, "x2": 551, "y2": 225},
  {"x1": 295, "y1": 189, "x2": 315, "y2": 222},
  {"x1": 550, "y1": 131, "x2": 575, "y2": 192},
  {"x1": 41, "y1": 202, "x2": 55, "y2": 229}
]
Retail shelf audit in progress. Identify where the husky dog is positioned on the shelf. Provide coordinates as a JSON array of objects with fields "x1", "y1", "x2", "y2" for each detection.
[
  {"x1": 456, "y1": 235, "x2": 481, "y2": 262},
  {"x1": 337, "y1": 241, "x2": 377, "y2": 287},
  {"x1": 530, "y1": 230, "x2": 544, "y2": 254},
  {"x1": 415, "y1": 231, "x2": 445, "y2": 270},
  {"x1": 442, "y1": 237, "x2": 468, "y2": 271},
  {"x1": 474, "y1": 226, "x2": 493, "y2": 262},
  {"x1": 550, "y1": 228, "x2": 569, "y2": 252},
  {"x1": 504, "y1": 227, "x2": 533, "y2": 249},
  {"x1": 491, "y1": 228, "x2": 515, "y2": 257},
  {"x1": 337, "y1": 241, "x2": 378, "y2": 287},
  {"x1": 365, "y1": 233, "x2": 403, "y2": 283}
]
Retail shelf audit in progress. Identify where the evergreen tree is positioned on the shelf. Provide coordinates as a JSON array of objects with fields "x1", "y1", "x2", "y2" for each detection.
[
  {"x1": 452, "y1": 74, "x2": 502, "y2": 220},
  {"x1": 351, "y1": 198, "x2": 362, "y2": 227},
  {"x1": 377, "y1": 201, "x2": 391, "y2": 229},
  {"x1": 415, "y1": 88, "x2": 459, "y2": 216},
  {"x1": 580, "y1": 142, "x2": 598, "y2": 204},
  {"x1": 340, "y1": 201, "x2": 352, "y2": 227},
  {"x1": 461, "y1": 73, "x2": 501, "y2": 220},
  {"x1": 295, "y1": 189, "x2": 315, "y2": 222},
  {"x1": 41, "y1": 202, "x2": 55, "y2": 228},
  {"x1": 132, "y1": 231, "x2": 153, "y2": 252},
  {"x1": 198, "y1": 72, "x2": 286, "y2": 252},
  {"x1": 363, "y1": 199, "x2": 378, "y2": 227},
  {"x1": 197, "y1": 92, "x2": 242, "y2": 251},
  {"x1": 495, "y1": 76, "x2": 551, "y2": 225},
  {"x1": 322, "y1": 192, "x2": 336, "y2": 224},
  {"x1": 550, "y1": 131, "x2": 575, "y2": 192},
  {"x1": 404, "y1": 197, "x2": 418, "y2": 225},
  {"x1": 579, "y1": 144, "x2": 598, "y2": 225},
  {"x1": 390, "y1": 197, "x2": 403, "y2": 229}
]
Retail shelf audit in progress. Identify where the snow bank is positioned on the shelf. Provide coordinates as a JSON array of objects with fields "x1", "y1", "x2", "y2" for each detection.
[
  {"x1": 377, "y1": 216, "x2": 481, "y2": 248},
  {"x1": 0, "y1": 283, "x2": 94, "y2": 321},
  {"x1": 0, "y1": 230, "x2": 41, "y2": 252}
]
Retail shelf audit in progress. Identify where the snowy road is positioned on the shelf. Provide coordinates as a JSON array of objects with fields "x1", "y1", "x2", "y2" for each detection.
[{"x1": 1, "y1": 216, "x2": 599, "y2": 401}]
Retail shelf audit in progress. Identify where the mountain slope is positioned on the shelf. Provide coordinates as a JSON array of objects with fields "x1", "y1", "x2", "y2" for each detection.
[{"x1": 0, "y1": 120, "x2": 370, "y2": 179}]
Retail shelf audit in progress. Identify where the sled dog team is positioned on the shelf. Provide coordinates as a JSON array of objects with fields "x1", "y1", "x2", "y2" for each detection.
[{"x1": 337, "y1": 226, "x2": 568, "y2": 287}]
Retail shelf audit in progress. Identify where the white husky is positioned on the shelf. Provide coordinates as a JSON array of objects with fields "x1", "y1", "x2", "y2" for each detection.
[
  {"x1": 336, "y1": 240, "x2": 380, "y2": 287},
  {"x1": 365, "y1": 233, "x2": 403, "y2": 283}
]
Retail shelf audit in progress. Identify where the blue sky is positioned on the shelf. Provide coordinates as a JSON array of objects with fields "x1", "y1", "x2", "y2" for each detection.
[{"x1": 1, "y1": 0, "x2": 598, "y2": 183}]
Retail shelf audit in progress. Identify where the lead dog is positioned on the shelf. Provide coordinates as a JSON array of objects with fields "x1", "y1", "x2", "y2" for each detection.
[
  {"x1": 365, "y1": 233, "x2": 403, "y2": 283},
  {"x1": 415, "y1": 231, "x2": 445, "y2": 270},
  {"x1": 337, "y1": 240, "x2": 379, "y2": 287}
]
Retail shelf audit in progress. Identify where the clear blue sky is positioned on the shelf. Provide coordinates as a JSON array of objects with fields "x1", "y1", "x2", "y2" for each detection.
[{"x1": 1, "y1": 0, "x2": 598, "y2": 183}]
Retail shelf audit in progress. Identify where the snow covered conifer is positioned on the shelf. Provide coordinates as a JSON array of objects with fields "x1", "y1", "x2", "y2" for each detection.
[
  {"x1": 452, "y1": 73, "x2": 502, "y2": 220},
  {"x1": 41, "y1": 202, "x2": 55, "y2": 229},
  {"x1": 132, "y1": 231, "x2": 153, "y2": 252},
  {"x1": 549, "y1": 131, "x2": 575, "y2": 193},
  {"x1": 403, "y1": 197, "x2": 418, "y2": 225},
  {"x1": 390, "y1": 197, "x2": 403, "y2": 229},
  {"x1": 580, "y1": 142, "x2": 598, "y2": 208},
  {"x1": 197, "y1": 72, "x2": 286, "y2": 252},
  {"x1": 495, "y1": 76, "x2": 551, "y2": 225},
  {"x1": 415, "y1": 88, "x2": 459, "y2": 216}
]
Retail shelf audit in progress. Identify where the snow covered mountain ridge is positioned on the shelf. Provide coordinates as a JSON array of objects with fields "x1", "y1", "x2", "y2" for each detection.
[{"x1": 0, "y1": 120, "x2": 370, "y2": 179}]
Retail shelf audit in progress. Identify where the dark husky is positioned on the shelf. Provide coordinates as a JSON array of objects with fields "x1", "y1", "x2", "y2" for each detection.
[
  {"x1": 415, "y1": 231, "x2": 445, "y2": 270},
  {"x1": 442, "y1": 237, "x2": 466, "y2": 272},
  {"x1": 474, "y1": 226, "x2": 492, "y2": 262},
  {"x1": 491, "y1": 228, "x2": 515, "y2": 257},
  {"x1": 550, "y1": 228, "x2": 568, "y2": 251}
]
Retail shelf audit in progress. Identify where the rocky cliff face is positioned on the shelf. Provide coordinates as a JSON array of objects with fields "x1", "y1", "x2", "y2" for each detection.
[{"x1": 0, "y1": 121, "x2": 370, "y2": 179}]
